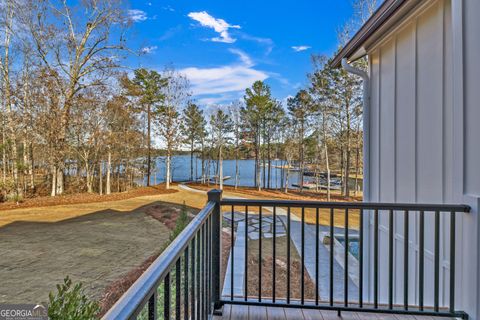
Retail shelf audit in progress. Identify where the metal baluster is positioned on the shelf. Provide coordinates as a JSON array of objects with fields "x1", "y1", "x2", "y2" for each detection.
[
  {"x1": 374, "y1": 209, "x2": 379, "y2": 309},
  {"x1": 196, "y1": 232, "x2": 200, "y2": 320},
  {"x1": 315, "y1": 207, "x2": 319, "y2": 305},
  {"x1": 419, "y1": 210, "x2": 425, "y2": 311},
  {"x1": 434, "y1": 210, "x2": 440, "y2": 312},
  {"x1": 244, "y1": 205, "x2": 248, "y2": 301},
  {"x1": 344, "y1": 208, "x2": 349, "y2": 307},
  {"x1": 301, "y1": 206, "x2": 305, "y2": 305},
  {"x1": 404, "y1": 210, "x2": 409, "y2": 310},
  {"x1": 231, "y1": 205, "x2": 235, "y2": 301},
  {"x1": 359, "y1": 208, "x2": 364, "y2": 308},
  {"x1": 148, "y1": 291, "x2": 157, "y2": 320},
  {"x1": 191, "y1": 237, "x2": 196, "y2": 320},
  {"x1": 164, "y1": 273, "x2": 171, "y2": 320},
  {"x1": 202, "y1": 223, "x2": 206, "y2": 318},
  {"x1": 205, "y1": 218, "x2": 210, "y2": 315},
  {"x1": 330, "y1": 208, "x2": 334, "y2": 306},
  {"x1": 389, "y1": 209, "x2": 394, "y2": 309},
  {"x1": 176, "y1": 259, "x2": 181, "y2": 320},
  {"x1": 450, "y1": 211, "x2": 456, "y2": 313},
  {"x1": 259, "y1": 205, "x2": 262, "y2": 302},
  {"x1": 184, "y1": 247, "x2": 189, "y2": 320},
  {"x1": 273, "y1": 205, "x2": 277, "y2": 303},
  {"x1": 287, "y1": 206, "x2": 291, "y2": 304}
]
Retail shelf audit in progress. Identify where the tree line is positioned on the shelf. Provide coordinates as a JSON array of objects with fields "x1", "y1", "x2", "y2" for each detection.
[{"x1": 0, "y1": 0, "x2": 375, "y2": 202}]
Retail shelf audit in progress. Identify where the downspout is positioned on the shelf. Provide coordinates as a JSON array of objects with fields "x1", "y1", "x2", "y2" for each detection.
[
  {"x1": 342, "y1": 58, "x2": 371, "y2": 301},
  {"x1": 342, "y1": 58, "x2": 370, "y2": 202}
]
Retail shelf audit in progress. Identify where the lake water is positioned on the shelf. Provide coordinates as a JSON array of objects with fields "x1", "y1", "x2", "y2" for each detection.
[{"x1": 145, "y1": 155, "x2": 312, "y2": 189}]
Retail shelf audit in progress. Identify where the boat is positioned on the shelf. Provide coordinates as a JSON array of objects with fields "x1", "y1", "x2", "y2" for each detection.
[
  {"x1": 208, "y1": 175, "x2": 232, "y2": 182},
  {"x1": 292, "y1": 183, "x2": 318, "y2": 190}
]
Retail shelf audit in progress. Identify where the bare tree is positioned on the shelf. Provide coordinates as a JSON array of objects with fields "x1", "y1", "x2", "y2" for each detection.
[
  {"x1": 157, "y1": 69, "x2": 190, "y2": 189},
  {"x1": 0, "y1": 0, "x2": 21, "y2": 198},
  {"x1": 23, "y1": 0, "x2": 128, "y2": 195}
]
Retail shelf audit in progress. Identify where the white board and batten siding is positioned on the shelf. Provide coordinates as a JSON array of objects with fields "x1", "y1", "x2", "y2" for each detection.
[{"x1": 364, "y1": 0, "x2": 480, "y2": 317}]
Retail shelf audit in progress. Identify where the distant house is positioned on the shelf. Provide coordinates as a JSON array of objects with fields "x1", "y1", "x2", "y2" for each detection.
[{"x1": 333, "y1": 0, "x2": 480, "y2": 318}]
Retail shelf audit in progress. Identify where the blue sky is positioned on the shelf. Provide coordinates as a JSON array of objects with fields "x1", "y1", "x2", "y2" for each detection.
[{"x1": 125, "y1": 1, "x2": 355, "y2": 106}]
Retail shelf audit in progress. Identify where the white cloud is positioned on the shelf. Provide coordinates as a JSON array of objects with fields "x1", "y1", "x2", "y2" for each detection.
[
  {"x1": 179, "y1": 50, "x2": 268, "y2": 105},
  {"x1": 187, "y1": 11, "x2": 240, "y2": 43},
  {"x1": 128, "y1": 9, "x2": 148, "y2": 22},
  {"x1": 140, "y1": 46, "x2": 158, "y2": 54},
  {"x1": 292, "y1": 45, "x2": 311, "y2": 52},
  {"x1": 240, "y1": 33, "x2": 274, "y2": 55},
  {"x1": 229, "y1": 49, "x2": 253, "y2": 67}
]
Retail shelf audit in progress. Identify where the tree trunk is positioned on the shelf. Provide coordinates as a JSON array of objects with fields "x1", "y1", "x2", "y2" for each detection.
[
  {"x1": 165, "y1": 151, "x2": 171, "y2": 189},
  {"x1": 190, "y1": 140, "x2": 194, "y2": 181},
  {"x1": 86, "y1": 164, "x2": 93, "y2": 193},
  {"x1": 235, "y1": 142, "x2": 239, "y2": 190},
  {"x1": 2, "y1": 115, "x2": 6, "y2": 186},
  {"x1": 255, "y1": 131, "x2": 261, "y2": 191},
  {"x1": 56, "y1": 166, "x2": 64, "y2": 195},
  {"x1": 323, "y1": 115, "x2": 331, "y2": 201},
  {"x1": 51, "y1": 165, "x2": 57, "y2": 197},
  {"x1": 201, "y1": 141, "x2": 205, "y2": 184},
  {"x1": 28, "y1": 143, "x2": 34, "y2": 191},
  {"x1": 345, "y1": 103, "x2": 351, "y2": 198},
  {"x1": 146, "y1": 104, "x2": 151, "y2": 186},
  {"x1": 267, "y1": 135, "x2": 271, "y2": 189},
  {"x1": 99, "y1": 161, "x2": 103, "y2": 195},
  {"x1": 106, "y1": 150, "x2": 111, "y2": 195},
  {"x1": 219, "y1": 146, "x2": 223, "y2": 190},
  {"x1": 285, "y1": 163, "x2": 290, "y2": 194},
  {"x1": 354, "y1": 129, "x2": 360, "y2": 197},
  {"x1": 299, "y1": 120, "x2": 305, "y2": 192}
]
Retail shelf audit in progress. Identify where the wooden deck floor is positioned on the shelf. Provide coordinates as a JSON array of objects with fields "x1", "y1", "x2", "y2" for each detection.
[{"x1": 216, "y1": 305, "x2": 455, "y2": 320}]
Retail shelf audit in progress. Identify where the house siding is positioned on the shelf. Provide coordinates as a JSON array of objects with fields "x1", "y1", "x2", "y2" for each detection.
[{"x1": 365, "y1": 0, "x2": 479, "y2": 316}]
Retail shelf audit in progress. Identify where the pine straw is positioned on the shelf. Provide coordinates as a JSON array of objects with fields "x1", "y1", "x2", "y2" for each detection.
[
  {"x1": 0, "y1": 185, "x2": 176, "y2": 211},
  {"x1": 187, "y1": 182, "x2": 362, "y2": 202},
  {"x1": 245, "y1": 256, "x2": 316, "y2": 301}
]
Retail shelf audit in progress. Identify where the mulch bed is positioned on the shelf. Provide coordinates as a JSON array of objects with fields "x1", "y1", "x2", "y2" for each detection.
[
  {"x1": 0, "y1": 185, "x2": 177, "y2": 211},
  {"x1": 246, "y1": 256, "x2": 316, "y2": 301}
]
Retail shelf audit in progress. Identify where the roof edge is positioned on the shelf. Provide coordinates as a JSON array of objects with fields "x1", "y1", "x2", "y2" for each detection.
[{"x1": 331, "y1": 0, "x2": 408, "y2": 68}]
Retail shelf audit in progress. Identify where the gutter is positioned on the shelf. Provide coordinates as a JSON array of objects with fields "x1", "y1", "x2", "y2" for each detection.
[
  {"x1": 342, "y1": 58, "x2": 370, "y2": 202},
  {"x1": 342, "y1": 58, "x2": 371, "y2": 300}
]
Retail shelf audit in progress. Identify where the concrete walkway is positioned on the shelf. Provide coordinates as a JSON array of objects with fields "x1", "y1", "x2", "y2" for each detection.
[
  {"x1": 280, "y1": 217, "x2": 359, "y2": 302},
  {"x1": 222, "y1": 221, "x2": 246, "y2": 298}
]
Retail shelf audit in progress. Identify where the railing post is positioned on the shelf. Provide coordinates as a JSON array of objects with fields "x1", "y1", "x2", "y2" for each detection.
[{"x1": 208, "y1": 189, "x2": 223, "y2": 312}]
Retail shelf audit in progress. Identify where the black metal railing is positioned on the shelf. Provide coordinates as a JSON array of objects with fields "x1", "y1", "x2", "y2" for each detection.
[
  {"x1": 104, "y1": 190, "x2": 470, "y2": 319},
  {"x1": 103, "y1": 190, "x2": 223, "y2": 320},
  {"x1": 219, "y1": 198, "x2": 470, "y2": 319}
]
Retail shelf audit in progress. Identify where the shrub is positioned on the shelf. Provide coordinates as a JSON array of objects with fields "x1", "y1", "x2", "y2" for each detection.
[
  {"x1": 48, "y1": 276, "x2": 100, "y2": 320},
  {"x1": 169, "y1": 202, "x2": 190, "y2": 241}
]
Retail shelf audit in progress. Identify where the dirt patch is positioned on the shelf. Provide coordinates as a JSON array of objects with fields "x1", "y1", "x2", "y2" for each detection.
[
  {"x1": 0, "y1": 206, "x2": 172, "y2": 306},
  {"x1": 0, "y1": 185, "x2": 177, "y2": 211}
]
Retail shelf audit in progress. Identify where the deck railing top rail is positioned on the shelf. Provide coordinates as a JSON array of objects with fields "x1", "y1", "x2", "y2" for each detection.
[
  {"x1": 103, "y1": 199, "x2": 217, "y2": 320},
  {"x1": 220, "y1": 198, "x2": 471, "y2": 212}
]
